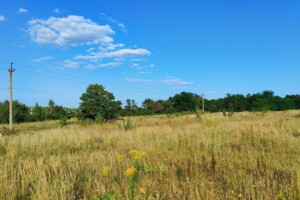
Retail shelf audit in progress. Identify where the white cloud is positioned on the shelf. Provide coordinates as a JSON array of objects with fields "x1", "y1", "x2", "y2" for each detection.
[
  {"x1": 131, "y1": 58, "x2": 145, "y2": 62},
  {"x1": 64, "y1": 60, "x2": 83, "y2": 69},
  {"x1": 150, "y1": 64, "x2": 155, "y2": 67},
  {"x1": 101, "y1": 13, "x2": 127, "y2": 33},
  {"x1": 125, "y1": 77, "x2": 193, "y2": 86},
  {"x1": 114, "y1": 57, "x2": 125, "y2": 62},
  {"x1": 18, "y1": 8, "x2": 28, "y2": 13},
  {"x1": 28, "y1": 15, "x2": 114, "y2": 46},
  {"x1": 84, "y1": 64, "x2": 96, "y2": 70},
  {"x1": 139, "y1": 71, "x2": 150, "y2": 74},
  {"x1": 54, "y1": 8, "x2": 60, "y2": 13},
  {"x1": 86, "y1": 47, "x2": 95, "y2": 52},
  {"x1": 125, "y1": 78, "x2": 157, "y2": 84},
  {"x1": 75, "y1": 48, "x2": 150, "y2": 60},
  {"x1": 132, "y1": 63, "x2": 139, "y2": 67},
  {"x1": 161, "y1": 78, "x2": 193, "y2": 86},
  {"x1": 99, "y1": 62, "x2": 121, "y2": 68},
  {"x1": 33, "y1": 56, "x2": 53, "y2": 62},
  {"x1": 118, "y1": 23, "x2": 127, "y2": 33},
  {"x1": 99, "y1": 43, "x2": 125, "y2": 52},
  {"x1": 0, "y1": 15, "x2": 6, "y2": 21}
]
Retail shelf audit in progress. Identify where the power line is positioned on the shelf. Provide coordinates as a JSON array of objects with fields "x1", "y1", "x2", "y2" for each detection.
[
  {"x1": 12, "y1": 62, "x2": 181, "y2": 94},
  {"x1": 1, "y1": 62, "x2": 202, "y2": 105}
]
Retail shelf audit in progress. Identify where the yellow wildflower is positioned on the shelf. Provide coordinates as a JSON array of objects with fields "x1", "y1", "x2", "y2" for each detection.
[
  {"x1": 124, "y1": 166, "x2": 136, "y2": 177},
  {"x1": 117, "y1": 154, "x2": 123, "y2": 162},
  {"x1": 139, "y1": 187, "x2": 146, "y2": 194},
  {"x1": 102, "y1": 166, "x2": 110, "y2": 176},
  {"x1": 129, "y1": 149, "x2": 138, "y2": 156},
  {"x1": 140, "y1": 151, "x2": 147, "y2": 158},
  {"x1": 129, "y1": 149, "x2": 147, "y2": 160}
]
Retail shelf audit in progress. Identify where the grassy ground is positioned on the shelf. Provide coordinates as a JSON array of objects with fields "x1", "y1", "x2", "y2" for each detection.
[{"x1": 0, "y1": 111, "x2": 300, "y2": 200}]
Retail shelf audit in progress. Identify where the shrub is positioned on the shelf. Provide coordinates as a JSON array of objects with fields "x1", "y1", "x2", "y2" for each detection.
[
  {"x1": 60, "y1": 116, "x2": 67, "y2": 127},
  {"x1": 123, "y1": 117, "x2": 134, "y2": 131}
]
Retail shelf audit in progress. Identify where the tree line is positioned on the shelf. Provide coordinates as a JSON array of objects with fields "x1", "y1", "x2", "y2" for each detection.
[
  {"x1": 0, "y1": 99, "x2": 77, "y2": 123},
  {"x1": 121, "y1": 90, "x2": 300, "y2": 116},
  {"x1": 0, "y1": 84, "x2": 299, "y2": 123}
]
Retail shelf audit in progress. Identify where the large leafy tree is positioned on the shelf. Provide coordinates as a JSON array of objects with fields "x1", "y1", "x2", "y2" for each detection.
[
  {"x1": 0, "y1": 100, "x2": 30, "y2": 123},
  {"x1": 171, "y1": 92, "x2": 200, "y2": 112},
  {"x1": 142, "y1": 98, "x2": 162, "y2": 114},
  {"x1": 78, "y1": 84, "x2": 122, "y2": 120}
]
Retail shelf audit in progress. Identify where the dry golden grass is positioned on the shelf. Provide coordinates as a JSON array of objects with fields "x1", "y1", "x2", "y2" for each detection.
[{"x1": 0, "y1": 111, "x2": 300, "y2": 199}]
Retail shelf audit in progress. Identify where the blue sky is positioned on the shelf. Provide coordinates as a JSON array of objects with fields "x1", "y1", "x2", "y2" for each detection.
[{"x1": 0, "y1": 0, "x2": 299, "y2": 107}]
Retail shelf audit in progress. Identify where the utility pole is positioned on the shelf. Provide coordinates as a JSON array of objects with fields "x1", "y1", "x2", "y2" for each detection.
[
  {"x1": 8, "y1": 62, "x2": 15, "y2": 130},
  {"x1": 199, "y1": 90, "x2": 214, "y2": 112}
]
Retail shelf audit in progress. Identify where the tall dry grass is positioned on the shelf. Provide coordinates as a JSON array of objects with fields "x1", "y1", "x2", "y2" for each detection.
[{"x1": 0, "y1": 111, "x2": 299, "y2": 199}]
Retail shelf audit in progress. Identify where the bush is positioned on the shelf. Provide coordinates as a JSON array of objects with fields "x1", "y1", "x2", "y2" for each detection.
[
  {"x1": 60, "y1": 116, "x2": 67, "y2": 127},
  {"x1": 123, "y1": 117, "x2": 134, "y2": 131}
]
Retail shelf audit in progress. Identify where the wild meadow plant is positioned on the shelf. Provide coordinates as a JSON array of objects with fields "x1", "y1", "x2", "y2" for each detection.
[
  {"x1": 94, "y1": 149, "x2": 148, "y2": 200},
  {"x1": 0, "y1": 111, "x2": 299, "y2": 199}
]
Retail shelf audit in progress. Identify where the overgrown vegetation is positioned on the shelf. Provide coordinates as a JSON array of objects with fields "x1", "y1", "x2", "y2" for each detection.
[
  {"x1": 0, "y1": 99, "x2": 76, "y2": 124},
  {"x1": 0, "y1": 86, "x2": 299, "y2": 124},
  {"x1": 121, "y1": 90, "x2": 300, "y2": 116},
  {"x1": 0, "y1": 111, "x2": 299, "y2": 199}
]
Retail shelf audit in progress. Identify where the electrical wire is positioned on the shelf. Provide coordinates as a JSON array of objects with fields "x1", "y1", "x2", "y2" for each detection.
[{"x1": 0, "y1": 61, "x2": 191, "y2": 103}]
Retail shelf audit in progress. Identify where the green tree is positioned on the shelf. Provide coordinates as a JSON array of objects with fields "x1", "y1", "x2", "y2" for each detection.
[
  {"x1": 45, "y1": 100, "x2": 67, "y2": 120},
  {"x1": 224, "y1": 94, "x2": 248, "y2": 112},
  {"x1": 285, "y1": 95, "x2": 300, "y2": 109},
  {"x1": 78, "y1": 84, "x2": 122, "y2": 121},
  {"x1": 123, "y1": 99, "x2": 138, "y2": 116},
  {"x1": 0, "y1": 101, "x2": 9, "y2": 123},
  {"x1": 171, "y1": 92, "x2": 200, "y2": 112},
  {"x1": 0, "y1": 100, "x2": 30, "y2": 123},
  {"x1": 13, "y1": 101, "x2": 31, "y2": 122},
  {"x1": 160, "y1": 99, "x2": 176, "y2": 114},
  {"x1": 45, "y1": 99, "x2": 56, "y2": 119},
  {"x1": 142, "y1": 98, "x2": 162, "y2": 114},
  {"x1": 31, "y1": 103, "x2": 45, "y2": 121}
]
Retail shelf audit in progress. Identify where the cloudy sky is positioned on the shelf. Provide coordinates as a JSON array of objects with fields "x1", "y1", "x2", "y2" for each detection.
[{"x1": 0, "y1": 0, "x2": 299, "y2": 107}]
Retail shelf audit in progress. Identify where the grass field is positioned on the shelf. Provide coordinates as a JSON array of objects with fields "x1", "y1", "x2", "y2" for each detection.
[{"x1": 0, "y1": 111, "x2": 300, "y2": 200}]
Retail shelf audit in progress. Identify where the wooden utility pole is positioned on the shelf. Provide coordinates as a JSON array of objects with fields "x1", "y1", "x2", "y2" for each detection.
[{"x1": 8, "y1": 63, "x2": 15, "y2": 130}]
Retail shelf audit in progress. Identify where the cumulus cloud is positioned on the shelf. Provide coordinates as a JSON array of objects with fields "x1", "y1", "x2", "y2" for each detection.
[
  {"x1": 18, "y1": 8, "x2": 28, "y2": 13},
  {"x1": 0, "y1": 15, "x2": 6, "y2": 21},
  {"x1": 33, "y1": 56, "x2": 53, "y2": 62},
  {"x1": 28, "y1": 15, "x2": 114, "y2": 46}
]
